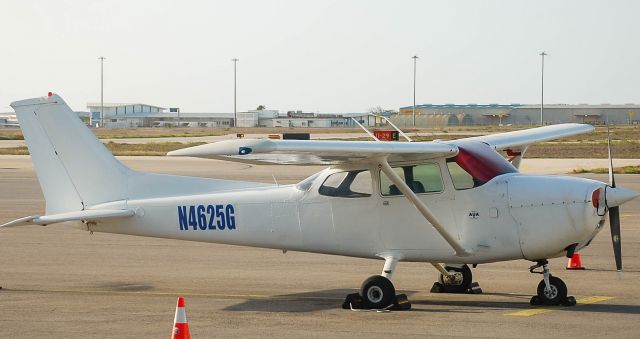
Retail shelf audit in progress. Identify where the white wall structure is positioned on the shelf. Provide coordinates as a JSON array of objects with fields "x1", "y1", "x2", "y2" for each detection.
[
  {"x1": 102, "y1": 113, "x2": 234, "y2": 128},
  {"x1": 237, "y1": 112, "x2": 260, "y2": 128},
  {"x1": 87, "y1": 103, "x2": 166, "y2": 115}
]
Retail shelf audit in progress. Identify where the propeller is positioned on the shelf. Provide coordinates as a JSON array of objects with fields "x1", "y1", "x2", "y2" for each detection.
[{"x1": 606, "y1": 125, "x2": 622, "y2": 271}]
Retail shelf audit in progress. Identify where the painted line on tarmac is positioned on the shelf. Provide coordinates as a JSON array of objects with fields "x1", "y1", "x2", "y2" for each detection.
[
  {"x1": 1, "y1": 287, "x2": 345, "y2": 301},
  {"x1": 505, "y1": 296, "x2": 613, "y2": 317}
]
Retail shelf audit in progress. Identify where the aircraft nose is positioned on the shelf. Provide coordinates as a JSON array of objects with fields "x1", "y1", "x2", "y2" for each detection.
[{"x1": 605, "y1": 186, "x2": 640, "y2": 208}]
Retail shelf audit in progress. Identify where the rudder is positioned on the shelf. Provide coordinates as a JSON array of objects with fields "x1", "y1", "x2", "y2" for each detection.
[{"x1": 11, "y1": 93, "x2": 131, "y2": 214}]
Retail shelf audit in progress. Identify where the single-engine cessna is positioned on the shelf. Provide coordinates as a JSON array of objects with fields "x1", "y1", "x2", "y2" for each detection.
[{"x1": 3, "y1": 93, "x2": 638, "y2": 309}]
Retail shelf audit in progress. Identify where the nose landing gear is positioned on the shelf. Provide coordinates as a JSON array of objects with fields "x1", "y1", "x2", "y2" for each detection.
[{"x1": 529, "y1": 260, "x2": 576, "y2": 306}]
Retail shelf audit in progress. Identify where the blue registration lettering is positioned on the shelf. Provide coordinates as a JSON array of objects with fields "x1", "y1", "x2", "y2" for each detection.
[
  {"x1": 215, "y1": 204, "x2": 226, "y2": 230},
  {"x1": 178, "y1": 206, "x2": 188, "y2": 230},
  {"x1": 188, "y1": 206, "x2": 198, "y2": 230},
  {"x1": 206, "y1": 205, "x2": 216, "y2": 230},
  {"x1": 225, "y1": 204, "x2": 236, "y2": 229},
  {"x1": 178, "y1": 204, "x2": 236, "y2": 231},
  {"x1": 197, "y1": 205, "x2": 207, "y2": 230}
]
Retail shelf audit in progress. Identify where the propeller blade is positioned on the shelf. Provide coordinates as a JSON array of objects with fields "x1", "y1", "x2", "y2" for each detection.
[
  {"x1": 609, "y1": 205, "x2": 622, "y2": 271},
  {"x1": 606, "y1": 124, "x2": 621, "y2": 271}
]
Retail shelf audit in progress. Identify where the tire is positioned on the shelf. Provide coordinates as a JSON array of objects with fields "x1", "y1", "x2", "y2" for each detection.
[
  {"x1": 536, "y1": 276, "x2": 567, "y2": 305},
  {"x1": 360, "y1": 275, "x2": 396, "y2": 309},
  {"x1": 438, "y1": 265, "x2": 472, "y2": 293}
]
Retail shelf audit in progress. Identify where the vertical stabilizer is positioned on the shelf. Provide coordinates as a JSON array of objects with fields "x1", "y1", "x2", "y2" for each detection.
[{"x1": 11, "y1": 94, "x2": 131, "y2": 214}]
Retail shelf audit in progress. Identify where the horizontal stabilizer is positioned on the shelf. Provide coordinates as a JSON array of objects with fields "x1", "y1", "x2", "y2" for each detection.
[{"x1": 0, "y1": 209, "x2": 135, "y2": 228}]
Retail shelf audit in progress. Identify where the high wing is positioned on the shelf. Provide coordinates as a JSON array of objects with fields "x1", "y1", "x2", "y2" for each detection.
[
  {"x1": 167, "y1": 123, "x2": 593, "y2": 166},
  {"x1": 167, "y1": 139, "x2": 458, "y2": 165},
  {"x1": 455, "y1": 123, "x2": 594, "y2": 151}
]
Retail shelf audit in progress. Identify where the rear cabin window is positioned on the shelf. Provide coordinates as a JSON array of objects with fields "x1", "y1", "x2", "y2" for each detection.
[
  {"x1": 319, "y1": 170, "x2": 372, "y2": 198},
  {"x1": 447, "y1": 142, "x2": 518, "y2": 190},
  {"x1": 380, "y1": 163, "x2": 443, "y2": 196}
]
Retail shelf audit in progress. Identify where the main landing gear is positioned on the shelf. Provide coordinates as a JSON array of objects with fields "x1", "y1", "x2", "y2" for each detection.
[
  {"x1": 529, "y1": 260, "x2": 576, "y2": 306},
  {"x1": 430, "y1": 264, "x2": 482, "y2": 294},
  {"x1": 342, "y1": 257, "x2": 411, "y2": 310}
]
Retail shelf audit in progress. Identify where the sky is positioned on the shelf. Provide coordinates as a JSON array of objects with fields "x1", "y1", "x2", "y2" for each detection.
[{"x1": 1, "y1": 0, "x2": 638, "y2": 113}]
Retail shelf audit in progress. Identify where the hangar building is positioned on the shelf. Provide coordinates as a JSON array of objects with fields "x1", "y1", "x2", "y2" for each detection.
[{"x1": 396, "y1": 103, "x2": 639, "y2": 126}]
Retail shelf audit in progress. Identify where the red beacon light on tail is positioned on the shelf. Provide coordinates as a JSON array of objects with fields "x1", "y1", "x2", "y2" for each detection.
[{"x1": 47, "y1": 92, "x2": 52, "y2": 97}]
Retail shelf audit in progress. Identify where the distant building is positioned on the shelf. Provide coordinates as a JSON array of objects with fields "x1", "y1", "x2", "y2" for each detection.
[
  {"x1": 87, "y1": 103, "x2": 167, "y2": 127},
  {"x1": 237, "y1": 109, "x2": 373, "y2": 128},
  {"x1": 87, "y1": 102, "x2": 237, "y2": 128},
  {"x1": 396, "y1": 103, "x2": 639, "y2": 126},
  {"x1": 0, "y1": 112, "x2": 18, "y2": 127}
]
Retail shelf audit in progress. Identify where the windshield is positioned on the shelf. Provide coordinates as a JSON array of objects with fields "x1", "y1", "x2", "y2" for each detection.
[{"x1": 447, "y1": 141, "x2": 517, "y2": 188}]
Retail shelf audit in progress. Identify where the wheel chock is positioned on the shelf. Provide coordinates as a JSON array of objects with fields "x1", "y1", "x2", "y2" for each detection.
[
  {"x1": 430, "y1": 281, "x2": 445, "y2": 293},
  {"x1": 342, "y1": 292, "x2": 363, "y2": 309},
  {"x1": 391, "y1": 294, "x2": 411, "y2": 310},
  {"x1": 561, "y1": 296, "x2": 577, "y2": 306},
  {"x1": 430, "y1": 281, "x2": 482, "y2": 294},
  {"x1": 341, "y1": 293, "x2": 412, "y2": 311},
  {"x1": 529, "y1": 295, "x2": 576, "y2": 306},
  {"x1": 468, "y1": 282, "x2": 483, "y2": 294}
]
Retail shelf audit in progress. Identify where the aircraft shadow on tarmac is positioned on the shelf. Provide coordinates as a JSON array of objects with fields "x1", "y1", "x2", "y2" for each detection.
[
  {"x1": 223, "y1": 289, "x2": 640, "y2": 315},
  {"x1": 411, "y1": 297, "x2": 640, "y2": 315},
  {"x1": 96, "y1": 281, "x2": 155, "y2": 292},
  {"x1": 223, "y1": 289, "x2": 522, "y2": 314}
]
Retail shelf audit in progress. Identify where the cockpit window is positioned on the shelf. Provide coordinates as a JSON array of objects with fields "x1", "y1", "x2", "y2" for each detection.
[
  {"x1": 380, "y1": 163, "x2": 443, "y2": 196},
  {"x1": 319, "y1": 170, "x2": 372, "y2": 198},
  {"x1": 447, "y1": 141, "x2": 517, "y2": 190},
  {"x1": 296, "y1": 172, "x2": 320, "y2": 191}
]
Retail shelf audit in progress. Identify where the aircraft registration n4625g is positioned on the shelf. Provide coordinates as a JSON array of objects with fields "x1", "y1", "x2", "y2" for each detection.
[{"x1": 3, "y1": 94, "x2": 638, "y2": 309}]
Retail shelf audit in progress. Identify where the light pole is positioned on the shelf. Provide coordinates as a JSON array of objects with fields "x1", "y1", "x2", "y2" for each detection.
[
  {"x1": 98, "y1": 56, "x2": 106, "y2": 127},
  {"x1": 232, "y1": 58, "x2": 239, "y2": 127},
  {"x1": 412, "y1": 55, "x2": 419, "y2": 126},
  {"x1": 539, "y1": 51, "x2": 547, "y2": 126}
]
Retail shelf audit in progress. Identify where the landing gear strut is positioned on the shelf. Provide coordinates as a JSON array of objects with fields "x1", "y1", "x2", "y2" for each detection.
[
  {"x1": 529, "y1": 260, "x2": 576, "y2": 306},
  {"x1": 342, "y1": 256, "x2": 411, "y2": 310}
]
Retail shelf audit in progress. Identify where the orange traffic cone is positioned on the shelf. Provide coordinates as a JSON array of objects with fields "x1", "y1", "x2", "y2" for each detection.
[
  {"x1": 566, "y1": 253, "x2": 585, "y2": 270},
  {"x1": 171, "y1": 297, "x2": 191, "y2": 339}
]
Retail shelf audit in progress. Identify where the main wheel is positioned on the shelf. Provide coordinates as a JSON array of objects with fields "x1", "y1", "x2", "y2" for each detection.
[
  {"x1": 360, "y1": 275, "x2": 396, "y2": 309},
  {"x1": 536, "y1": 276, "x2": 567, "y2": 305},
  {"x1": 438, "y1": 264, "x2": 472, "y2": 293}
]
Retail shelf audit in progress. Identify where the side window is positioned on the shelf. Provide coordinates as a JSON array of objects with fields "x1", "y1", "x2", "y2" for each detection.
[
  {"x1": 380, "y1": 163, "x2": 443, "y2": 196},
  {"x1": 380, "y1": 167, "x2": 405, "y2": 196},
  {"x1": 413, "y1": 163, "x2": 444, "y2": 193},
  {"x1": 447, "y1": 160, "x2": 477, "y2": 190},
  {"x1": 319, "y1": 170, "x2": 372, "y2": 198}
]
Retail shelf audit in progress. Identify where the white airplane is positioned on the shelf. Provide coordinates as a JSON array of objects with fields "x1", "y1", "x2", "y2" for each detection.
[{"x1": 2, "y1": 93, "x2": 638, "y2": 309}]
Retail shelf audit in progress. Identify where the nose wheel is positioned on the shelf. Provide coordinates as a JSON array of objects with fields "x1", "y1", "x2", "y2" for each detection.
[{"x1": 529, "y1": 260, "x2": 576, "y2": 306}]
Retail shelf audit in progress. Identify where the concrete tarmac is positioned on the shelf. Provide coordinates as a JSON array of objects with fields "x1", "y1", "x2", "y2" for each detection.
[{"x1": 0, "y1": 155, "x2": 639, "y2": 338}]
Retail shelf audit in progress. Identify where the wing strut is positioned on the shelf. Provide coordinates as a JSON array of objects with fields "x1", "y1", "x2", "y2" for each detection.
[
  {"x1": 378, "y1": 159, "x2": 472, "y2": 257},
  {"x1": 350, "y1": 117, "x2": 379, "y2": 141}
]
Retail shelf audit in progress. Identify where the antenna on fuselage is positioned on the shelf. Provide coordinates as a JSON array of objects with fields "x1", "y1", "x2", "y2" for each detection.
[
  {"x1": 371, "y1": 114, "x2": 413, "y2": 142},
  {"x1": 350, "y1": 117, "x2": 380, "y2": 141}
]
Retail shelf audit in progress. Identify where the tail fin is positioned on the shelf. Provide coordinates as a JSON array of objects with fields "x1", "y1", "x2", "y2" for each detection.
[{"x1": 11, "y1": 93, "x2": 131, "y2": 214}]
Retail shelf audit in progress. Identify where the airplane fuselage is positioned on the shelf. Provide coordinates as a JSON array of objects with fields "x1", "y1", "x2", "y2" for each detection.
[{"x1": 88, "y1": 161, "x2": 606, "y2": 264}]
